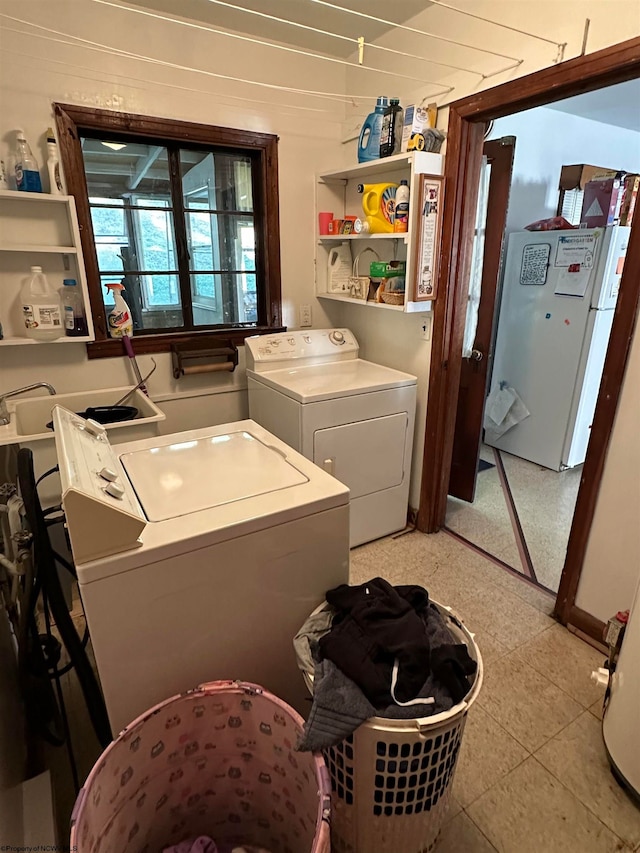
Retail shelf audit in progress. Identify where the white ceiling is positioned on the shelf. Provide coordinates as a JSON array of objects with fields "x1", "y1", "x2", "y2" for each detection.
[
  {"x1": 134, "y1": 0, "x2": 432, "y2": 58},
  {"x1": 547, "y1": 79, "x2": 640, "y2": 133}
]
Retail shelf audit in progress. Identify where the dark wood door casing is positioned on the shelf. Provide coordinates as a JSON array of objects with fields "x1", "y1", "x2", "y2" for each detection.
[
  {"x1": 448, "y1": 136, "x2": 515, "y2": 502},
  {"x1": 416, "y1": 36, "x2": 640, "y2": 636}
]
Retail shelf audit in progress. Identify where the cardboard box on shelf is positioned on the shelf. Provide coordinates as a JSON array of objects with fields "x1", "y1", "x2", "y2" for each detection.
[
  {"x1": 619, "y1": 174, "x2": 639, "y2": 226},
  {"x1": 400, "y1": 103, "x2": 436, "y2": 153},
  {"x1": 580, "y1": 175, "x2": 625, "y2": 228},
  {"x1": 559, "y1": 164, "x2": 620, "y2": 191}
]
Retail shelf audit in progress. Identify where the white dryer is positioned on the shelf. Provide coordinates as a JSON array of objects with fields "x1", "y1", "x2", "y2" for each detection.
[
  {"x1": 245, "y1": 329, "x2": 417, "y2": 547},
  {"x1": 52, "y1": 408, "x2": 349, "y2": 734}
]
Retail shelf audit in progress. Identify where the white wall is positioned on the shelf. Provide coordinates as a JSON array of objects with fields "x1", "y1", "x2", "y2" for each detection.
[
  {"x1": 333, "y1": 0, "x2": 640, "y2": 516},
  {"x1": 0, "y1": 0, "x2": 344, "y2": 428},
  {"x1": 489, "y1": 106, "x2": 640, "y2": 234},
  {"x1": 576, "y1": 317, "x2": 640, "y2": 620}
]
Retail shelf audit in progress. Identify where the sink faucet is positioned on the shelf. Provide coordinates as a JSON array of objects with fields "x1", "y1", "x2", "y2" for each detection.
[{"x1": 0, "y1": 383, "x2": 57, "y2": 426}]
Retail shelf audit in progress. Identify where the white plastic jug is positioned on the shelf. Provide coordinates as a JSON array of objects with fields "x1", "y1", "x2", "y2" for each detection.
[{"x1": 21, "y1": 266, "x2": 63, "y2": 340}]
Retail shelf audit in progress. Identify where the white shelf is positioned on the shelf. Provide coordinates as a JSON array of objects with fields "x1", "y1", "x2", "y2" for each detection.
[
  {"x1": 318, "y1": 151, "x2": 443, "y2": 183},
  {"x1": 318, "y1": 234, "x2": 408, "y2": 243},
  {"x1": 0, "y1": 244, "x2": 77, "y2": 253},
  {"x1": 0, "y1": 189, "x2": 72, "y2": 204},
  {"x1": 0, "y1": 193, "x2": 95, "y2": 345},
  {"x1": 315, "y1": 152, "x2": 443, "y2": 313},
  {"x1": 0, "y1": 335, "x2": 93, "y2": 346},
  {"x1": 318, "y1": 293, "x2": 404, "y2": 311}
]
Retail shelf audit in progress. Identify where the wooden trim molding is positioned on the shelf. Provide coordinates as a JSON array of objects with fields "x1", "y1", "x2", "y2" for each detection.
[
  {"x1": 566, "y1": 606, "x2": 607, "y2": 648},
  {"x1": 418, "y1": 36, "x2": 640, "y2": 627},
  {"x1": 54, "y1": 103, "x2": 283, "y2": 357}
]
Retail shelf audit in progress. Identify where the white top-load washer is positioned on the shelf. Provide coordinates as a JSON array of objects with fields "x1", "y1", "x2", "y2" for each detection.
[
  {"x1": 245, "y1": 329, "x2": 417, "y2": 547},
  {"x1": 52, "y1": 407, "x2": 349, "y2": 734}
]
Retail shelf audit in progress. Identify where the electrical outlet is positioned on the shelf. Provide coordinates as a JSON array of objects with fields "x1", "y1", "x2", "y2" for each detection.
[
  {"x1": 299, "y1": 304, "x2": 312, "y2": 327},
  {"x1": 420, "y1": 315, "x2": 431, "y2": 341}
]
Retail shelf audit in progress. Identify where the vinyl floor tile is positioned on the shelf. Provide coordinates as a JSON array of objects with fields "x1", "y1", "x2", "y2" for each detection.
[
  {"x1": 452, "y1": 705, "x2": 528, "y2": 808},
  {"x1": 467, "y1": 757, "x2": 627, "y2": 853},
  {"x1": 536, "y1": 712, "x2": 640, "y2": 849},
  {"x1": 477, "y1": 651, "x2": 582, "y2": 752},
  {"x1": 517, "y1": 623, "x2": 606, "y2": 707},
  {"x1": 437, "y1": 811, "x2": 497, "y2": 852}
]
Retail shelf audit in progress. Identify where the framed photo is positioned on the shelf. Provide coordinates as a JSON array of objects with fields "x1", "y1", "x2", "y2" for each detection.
[{"x1": 412, "y1": 175, "x2": 444, "y2": 302}]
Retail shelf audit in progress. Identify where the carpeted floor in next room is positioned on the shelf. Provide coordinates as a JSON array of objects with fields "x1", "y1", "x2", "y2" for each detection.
[{"x1": 49, "y1": 530, "x2": 639, "y2": 852}]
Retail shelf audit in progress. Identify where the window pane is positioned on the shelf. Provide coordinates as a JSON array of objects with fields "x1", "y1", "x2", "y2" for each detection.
[
  {"x1": 191, "y1": 273, "x2": 257, "y2": 326},
  {"x1": 101, "y1": 274, "x2": 183, "y2": 331},
  {"x1": 181, "y1": 150, "x2": 253, "y2": 212},
  {"x1": 90, "y1": 205, "x2": 177, "y2": 276},
  {"x1": 82, "y1": 140, "x2": 171, "y2": 197},
  {"x1": 185, "y1": 212, "x2": 255, "y2": 273}
]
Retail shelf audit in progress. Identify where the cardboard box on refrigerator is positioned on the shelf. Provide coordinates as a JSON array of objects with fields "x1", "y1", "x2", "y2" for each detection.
[{"x1": 580, "y1": 174, "x2": 625, "y2": 228}]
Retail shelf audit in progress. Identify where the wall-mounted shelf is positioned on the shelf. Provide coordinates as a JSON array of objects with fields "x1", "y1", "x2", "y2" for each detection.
[
  {"x1": 0, "y1": 245, "x2": 78, "y2": 253},
  {"x1": 0, "y1": 193, "x2": 95, "y2": 345},
  {"x1": 314, "y1": 152, "x2": 443, "y2": 314},
  {"x1": 318, "y1": 233, "x2": 409, "y2": 244}
]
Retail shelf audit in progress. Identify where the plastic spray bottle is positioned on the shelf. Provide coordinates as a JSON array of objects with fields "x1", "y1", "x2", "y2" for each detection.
[
  {"x1": 46, "y1": 128, "x2": 64, "y2": 195},
  {"x1": 105, "y1": 282, "x2": 133, "y2": 338},
  {"x1": 14, "y1": 129, "x2": 42, "y2": 192}
]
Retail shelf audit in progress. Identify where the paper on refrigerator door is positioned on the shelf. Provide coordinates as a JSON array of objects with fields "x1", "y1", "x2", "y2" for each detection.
[
  {"x1": 484, "y1": 384, "x2": 530, "y2": 440},
  {"x1": 554, "y1": 266, "x2": 590, "y2": 298}
]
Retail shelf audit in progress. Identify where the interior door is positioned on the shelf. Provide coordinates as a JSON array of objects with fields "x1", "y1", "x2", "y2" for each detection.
[{"x1": 448, "y1": 136, "x2": 516, "y2": 502}]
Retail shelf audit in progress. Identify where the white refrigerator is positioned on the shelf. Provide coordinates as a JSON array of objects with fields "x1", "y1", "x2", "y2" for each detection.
[{"x1": 486, "y1": 225, "x2": 629, "y2": 471}]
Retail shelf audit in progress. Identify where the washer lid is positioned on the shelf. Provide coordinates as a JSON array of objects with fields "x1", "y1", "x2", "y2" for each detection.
[
  {"x1": 249, "y1": 358, "x2": 417, "y2": 403},
  {"x1": 120, "y1": 430, "x2": 308, "y2": 521}
]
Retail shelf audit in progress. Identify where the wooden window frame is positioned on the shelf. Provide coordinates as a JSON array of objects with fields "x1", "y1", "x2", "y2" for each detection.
[{"x1": 54, "y1": 103, "x2": 284, "y2": 358}]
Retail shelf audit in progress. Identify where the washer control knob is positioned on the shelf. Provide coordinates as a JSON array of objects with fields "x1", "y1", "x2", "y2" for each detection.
[
  {"x1": 329, "y1": 330, "x2": 345, "y2": 345},
  {"x1": 104, "y1": 482, "x2": 125, "y2": 499},
  {"x1": 99, "y1": 467, "x2": 119, "y2": 482},
  {"x1": 84, "y1": 418, "x2": 105, "y2": 437}
]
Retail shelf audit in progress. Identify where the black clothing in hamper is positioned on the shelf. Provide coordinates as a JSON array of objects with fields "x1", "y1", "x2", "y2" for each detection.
[{"x1": 319, "y1": 577, "x2": 431, "y2": 707}]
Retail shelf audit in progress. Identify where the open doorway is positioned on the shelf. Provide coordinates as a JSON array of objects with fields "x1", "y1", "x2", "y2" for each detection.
[
  {"x1": 444, "y1": 81, "x2": 639, "y2": 594},
  {"x1": 417, "y1": 37, "x2": 640, "y2": 642}
]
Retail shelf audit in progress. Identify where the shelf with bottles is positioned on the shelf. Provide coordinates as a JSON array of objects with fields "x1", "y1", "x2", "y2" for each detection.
[
  {"x1": 0, "y1": 193, "x2": 95, "y2": 345},
  {"x1": 315, "y1": 151, "x2": 443, "y2": 313}
]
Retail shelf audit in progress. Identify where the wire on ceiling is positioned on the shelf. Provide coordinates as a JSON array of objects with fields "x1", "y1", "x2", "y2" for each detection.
[
  {"x1": 200, "y1": 0, "x2": 487, "y2": 78},
  {"x1": 0, "y1": 17, "x2": 452, "y2": 105},
  {"x1": 428, "y1": 0, "x2": 566, "y2": 54},
  {"x1": 307, "y1": 0, "x2": 523, "y2": 62},
  {"x1": 90, "y1": 0, "x2": 455, "y2": 93}
]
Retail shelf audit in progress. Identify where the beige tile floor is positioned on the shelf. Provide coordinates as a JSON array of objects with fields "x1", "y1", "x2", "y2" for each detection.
[
  {"x1": 49, "y1": 531, "x2": 639, "y2": 851},
  {"x1": 445, "y1": 446, "x2": 582, "y2": 592},
  {"x1": 350, "y1": 531, "x2": 640, "y2": 852}
]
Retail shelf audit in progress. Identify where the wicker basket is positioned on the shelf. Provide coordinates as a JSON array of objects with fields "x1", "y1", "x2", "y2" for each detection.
[
  {"x1": 376, "y1": 281, "x2": 405, "y2": 305},
  {"x1": 349, "y1": 247, "x2": 380, "y2": 300}
]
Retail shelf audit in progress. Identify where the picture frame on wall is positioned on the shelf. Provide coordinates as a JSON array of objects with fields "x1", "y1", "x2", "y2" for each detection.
[{"x1": 413, "y1": 175, "x2": 444, "y2": 302}]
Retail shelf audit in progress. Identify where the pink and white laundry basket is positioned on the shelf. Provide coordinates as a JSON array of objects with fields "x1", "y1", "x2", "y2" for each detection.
[{"x1": 71, "y1": 681, "x2": 331, "y2": 853}]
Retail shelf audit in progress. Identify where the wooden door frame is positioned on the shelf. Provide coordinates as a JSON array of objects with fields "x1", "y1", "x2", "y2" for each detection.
[{"x1": 417, "y1": 36, "x2": 640, "y2": 635}]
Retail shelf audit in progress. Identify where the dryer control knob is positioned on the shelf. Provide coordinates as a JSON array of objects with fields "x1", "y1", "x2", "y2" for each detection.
[
  {"x1": 329, "y1": 330, "x2": 345, "y2": 345},
  {"x1": 99, "y1": 467, "x2": 118, "y2": 482},
  {"x1": 104, "y1": 482, "x2": 125, "y2": 499}
]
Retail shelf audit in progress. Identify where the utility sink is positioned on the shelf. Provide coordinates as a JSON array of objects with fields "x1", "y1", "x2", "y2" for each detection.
[{"x1": 12, "y1": 387, "x2": 165, "y2": 439}]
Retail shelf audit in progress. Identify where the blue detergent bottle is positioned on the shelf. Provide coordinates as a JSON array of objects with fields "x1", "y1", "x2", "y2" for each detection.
[{"x1": 357, "y1": 97, "x2": 388, "y2": 163}]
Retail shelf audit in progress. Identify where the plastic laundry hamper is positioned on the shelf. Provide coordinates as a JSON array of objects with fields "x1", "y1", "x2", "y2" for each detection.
[
  {"x1": 71, "y1": 681, "x2": 331, "y2": 853},
  {"x1": 297, "y1": 601, "x2": 483, "y2": 853}
]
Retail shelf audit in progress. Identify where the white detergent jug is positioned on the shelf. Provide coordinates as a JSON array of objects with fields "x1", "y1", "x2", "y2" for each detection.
[{"x1": 21, "y1": 266, "x2": 63, "y2": 340}]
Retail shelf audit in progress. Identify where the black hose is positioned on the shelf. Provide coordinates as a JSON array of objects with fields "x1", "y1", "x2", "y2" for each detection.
[{"x1": 18, "y1": 449, "x2": 112, "y2": 749}]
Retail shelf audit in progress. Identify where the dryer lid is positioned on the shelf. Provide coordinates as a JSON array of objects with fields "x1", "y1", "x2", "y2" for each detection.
[
  {"x1": 120, "y1": 430, "x2": 308, "y2": 521},
  {"x1": 249, "y1": 358, "x2": 417, "y2": 403}
]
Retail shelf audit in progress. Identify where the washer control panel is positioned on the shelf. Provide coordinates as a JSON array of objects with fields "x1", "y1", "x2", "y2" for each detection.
[{"x1": 245, "y1": 329, "x2": 358, "y2": 369}]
